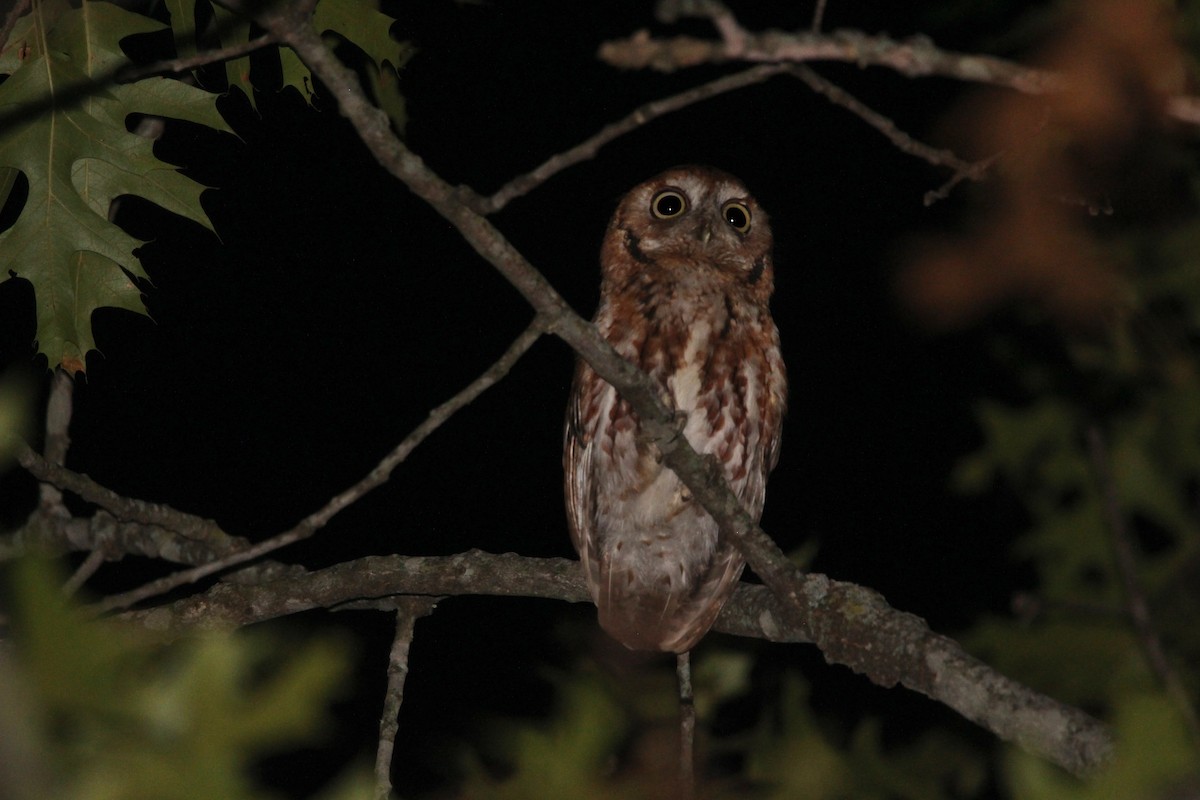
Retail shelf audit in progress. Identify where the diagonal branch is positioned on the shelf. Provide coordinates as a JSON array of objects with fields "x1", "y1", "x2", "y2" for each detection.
[
  {"x1": 92, "y1": 317, "x2": 545, "y2": 613},
  {"x1": 785, "y1": 64, "x2": 977, "y2": 176},
  {"x1": 244, "y1": 2, "x2": 1114, "y2": 774},
  {"x1": 475, "y1": 63, "x2": 791, "y2": 214}
]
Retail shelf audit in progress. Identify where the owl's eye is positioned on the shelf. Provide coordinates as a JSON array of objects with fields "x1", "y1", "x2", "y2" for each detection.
[
  {"x1": 722, "y1": 201, "x2": 751, "y2": 233},
  {"x1": 651, "y1": 190, "x2": 687, "y2": 219}
]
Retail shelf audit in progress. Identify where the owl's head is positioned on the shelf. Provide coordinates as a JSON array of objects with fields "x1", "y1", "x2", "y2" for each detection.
[{"x1": 600, "y1": 165, "x2": 775, "y2": 302}]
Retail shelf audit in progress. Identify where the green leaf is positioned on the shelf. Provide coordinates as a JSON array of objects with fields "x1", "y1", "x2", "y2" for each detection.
[
  {"x1": 211, "y1": 3, "x2": 256, "y2": 108},
  {"x1": 313, "y1": 0, "x2": 412, "y2": 74},
  {"x1": 163, "y1": 0, "x2": 197, "y2": 61},
  {"x1": 0, "y1": 0, "x2": 231, "y2": 372}
]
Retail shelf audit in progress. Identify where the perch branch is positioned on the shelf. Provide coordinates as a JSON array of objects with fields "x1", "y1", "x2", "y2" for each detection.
[
  {"x1": 119, "y1": 548, "x2": 1113, "y2": 775},
  {"x1": 254, "y1": 1, "x2": 1113, "y2": 774},
  {"x1": 93, "y1": 317, "x2": 545, "y2": 613}
]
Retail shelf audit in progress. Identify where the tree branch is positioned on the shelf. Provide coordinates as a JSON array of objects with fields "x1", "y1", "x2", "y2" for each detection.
[
  {"x1": 475, "y1": 63, "x2": 791, "y2": 214},
  {"x1": 598, "y1": 27, "x2": 1061, "y2": 94},
  {"x1": 119, "y1": 548, "x2": 1113, "y2": 775},
  {"x1": 374, "y1": 598, "x2": 433, "y2": 800},
  {"x1": 116, "y1": 32, "x2": 277, "y2": 84},
  {"x1": 92, "y1": 317, "x2": 545, "y2": 613},
  {"x1": 598, "y1": 8, "x2": 1200, "y2": 127},
  {"x1": 784, "y1": 64, "x2": 986, "y2": 185},
  {"x1": 252, "y1": 1, "x2": 1114, "y2": 774}
]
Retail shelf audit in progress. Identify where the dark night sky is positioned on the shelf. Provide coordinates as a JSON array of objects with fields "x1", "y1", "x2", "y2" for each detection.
[{"x1": 0, "y1": 1, "x2": 1048, "y2": 794}]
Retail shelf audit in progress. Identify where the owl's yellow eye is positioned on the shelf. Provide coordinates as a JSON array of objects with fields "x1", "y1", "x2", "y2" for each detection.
[
  {"x1": 722, "y1": 201, "x2": 751, "y2": 233},
  {"x1": 651, "y1": 190, "x2": 687, "y2": 219}
]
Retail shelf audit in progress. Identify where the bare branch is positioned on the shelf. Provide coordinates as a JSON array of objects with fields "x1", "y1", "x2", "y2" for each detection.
[
  {"x1": 477, "y1": 64, "x2": 790, "y2": 214},
  {"x1": 1086, "y1": 426, "x2": 1200, "y2": 742},
  {"x1": 17, "y1": 446, "x2": 233, "y2": 549},
  {"x1": 811, "y1": 0, "x2": 828, "y2": 33},
  {"x1": 374, "y1": 599, "x2": 434, "y2": 800},
  {"x1": 599, "y1": 28, "x2": 1062, "y2": 95},
  {"x1": 605, "y1": 3, "x2": 1200, "y2": 127},
  {"x1": 93, "y1": 318, "x2": 545, "y2": 613},
  {"x1": 119, "y1": 548, "x2": 1113, "y2": 775},
  {"x1": 786, "y1": 64, "x2": 976, "y2": 175},
  {"x1": 923, "y1": 151, "x2": 1002, "y2": 206},
  {"x1": 252, "y1": 1, "x2": 1114, "y2": 774}
]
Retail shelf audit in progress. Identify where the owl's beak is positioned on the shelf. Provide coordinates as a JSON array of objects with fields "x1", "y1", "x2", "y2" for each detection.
[{"x1": 696, "y1": 221, "x2": 714, "y2": 244}]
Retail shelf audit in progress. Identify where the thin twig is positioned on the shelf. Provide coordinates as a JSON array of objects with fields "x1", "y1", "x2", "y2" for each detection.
[
  {"x1": 811, "y1": 0, "x2": 828, "y2": 33},
  {"x1": 923, "y1": 151, "x2": 1002, "y2": 206},
  {"x1": 785, "y1": 64, "x2": 975, "y2": 174},
  {"x1": 116, "y1": 32, "x2": 277, "y2": 83},
  {"x1": 477, "y1": 64, "x2": 790, "y2": 214},
  {"x1": 677, "y1": 651, "x2": 696, "y2": 800},
  {"x1": 94, "y1": 318, "x2": 546, "y2": 613},
  {"x1": 1086, "y1": 426, "x2": 1200, "y2": 742},
  {"x1": 63, "y1": 549, "x2": 107, "y2": 597},
  {"x1": 375, "y1": 598, "x2": 433, "y2": 800}
]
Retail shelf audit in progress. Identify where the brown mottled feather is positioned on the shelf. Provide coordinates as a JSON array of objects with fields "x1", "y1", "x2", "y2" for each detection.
[{"x1": 564, "y1": 166, "x2": 787, "y2": 653}]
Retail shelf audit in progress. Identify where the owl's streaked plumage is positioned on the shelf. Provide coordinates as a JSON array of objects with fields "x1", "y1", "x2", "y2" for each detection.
[{"x1": 564, "y1": 165, "x2": 787, "y2": 653}]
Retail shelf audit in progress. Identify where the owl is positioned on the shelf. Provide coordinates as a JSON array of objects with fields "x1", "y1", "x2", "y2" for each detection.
[{"x1": 564, "y1": 165, "x2": 787, "y2": 653}]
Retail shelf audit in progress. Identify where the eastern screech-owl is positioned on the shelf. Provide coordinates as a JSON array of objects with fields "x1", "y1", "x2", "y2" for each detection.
[{"x1": 564, "y1": 165, "x2": 787, "y2": 653}]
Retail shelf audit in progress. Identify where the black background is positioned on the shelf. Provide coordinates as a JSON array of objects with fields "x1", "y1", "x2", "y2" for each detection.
[{"x1": 0, "y1": 2, "x2": 1049, "y2": 795}]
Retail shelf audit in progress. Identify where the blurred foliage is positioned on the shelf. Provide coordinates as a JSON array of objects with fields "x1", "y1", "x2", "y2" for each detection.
[
  {"x1": 0, "y1": 558, "x2": 368, "y2": 800},
  {"x1": 1005, "y1": 692, "x2": 1199, "y2": 799},
  {"x1": 456, "y1": 655, "x2": 988, "y2": 800}
]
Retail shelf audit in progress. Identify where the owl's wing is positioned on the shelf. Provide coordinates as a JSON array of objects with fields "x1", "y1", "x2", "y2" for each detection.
[{"x1": 563, "y1": 361, "x2": 602, "y2": 602}]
